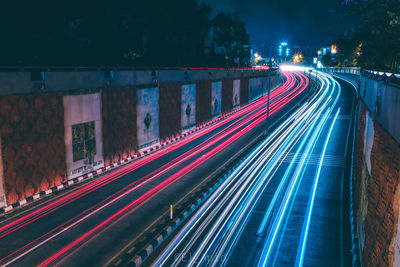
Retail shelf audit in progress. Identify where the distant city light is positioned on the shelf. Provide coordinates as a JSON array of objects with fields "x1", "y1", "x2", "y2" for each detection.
[
  {"x1": 293, "y1": 53, "x2": 303, "y2": 64},
  {"x1": 279, "y1": 42, "x2": 289, "y2": 57},
  {"x1": 254, "y1": 52, "x2": 262, "y2": 64},
  {"x1": 331, "y1": 45, "x2": 337, "y2": 54}
]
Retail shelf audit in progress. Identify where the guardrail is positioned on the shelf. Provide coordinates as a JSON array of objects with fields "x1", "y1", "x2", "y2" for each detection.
[
  {"x1": 0, "y1": 67, "x2": 279, "y2": 96},
  {"x1": 319, "y1": 67, "x2": 400, "y2": 87},
  {"x1": 318, "y1": 67, "x2": 361, "y2": 76},
  {"x1": 0, "y1": 66, "x2": 279, "y2": 72}
]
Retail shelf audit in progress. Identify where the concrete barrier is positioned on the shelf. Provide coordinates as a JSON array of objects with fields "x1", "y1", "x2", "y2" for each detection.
[
  {"x1": 353, "y1": 102, "x2": 400, "y2": 267},
  {"x1": 360, "y1": 75, "x2": 400, "y2": 144}
]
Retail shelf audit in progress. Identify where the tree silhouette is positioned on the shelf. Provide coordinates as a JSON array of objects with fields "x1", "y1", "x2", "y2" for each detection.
[
  {"x1": 0, "y1": 0, "x2": 249, "y2": 67},
  {"x1": 338, "y1": 0, "x2": 400, "y2": 71},
  {"x1": 211, "y1": 12, "x2": 250, "y2": 67}
]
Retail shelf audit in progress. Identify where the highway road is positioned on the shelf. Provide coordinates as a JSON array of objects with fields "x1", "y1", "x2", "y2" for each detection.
[
  {"x1": 0, "y1": 70, "x2": 312, "y2": 266},
  {"x1": 149, "y1": 70, "x2": 355, "y2": 267}
]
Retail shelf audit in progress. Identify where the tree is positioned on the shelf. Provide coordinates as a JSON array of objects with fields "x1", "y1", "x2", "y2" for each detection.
[
  {"x1": 0, "y1": 0, "x2": 248, "y2": 67},
  {"x1": 211, "y1": 12, "x2": 250, "y2": 67},
  {"x1": 338, "y1": 0, "x2": 400, "y2": 71}
]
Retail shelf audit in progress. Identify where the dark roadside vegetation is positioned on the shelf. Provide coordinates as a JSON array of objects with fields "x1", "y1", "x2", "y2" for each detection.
[
  {"x1": 327, "y1": 0, "x2": 400, "y2": 73},
  {"x1": 0, "y1": 0, "x2": 250, "y2": 68}
]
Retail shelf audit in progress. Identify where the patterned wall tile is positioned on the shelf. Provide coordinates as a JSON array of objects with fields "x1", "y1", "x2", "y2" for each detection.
[
  {"x1": 101, "y1": 87, "x2": 137, "y2": 166},
  {"x1": 222, "y1": 79, "x2": 233, "y2": 114},
  {"x1": 0, "y1": 93, "x2": 66, "y2": 204},
  {"x1": 240, "y1": 77, "x2": 249, "y2": 106},
  {"x1": 159, "y1": 82, "x2": 181, "y2": 141},
  {"x1": 195, "y1": 80, "x2": 212, "y2": 126}
]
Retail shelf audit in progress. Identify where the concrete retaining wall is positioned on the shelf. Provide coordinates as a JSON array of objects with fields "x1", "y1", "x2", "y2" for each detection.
[
  {"x1": 0, "y1": 69, "x2": 280, "y2": 208},
  {"x1": 339, "y1": 70, "x2": 400, "y2": 267},
  {"x1": 360, "y1": 75, "x2": 400, "y2": 144},
  {"x1": 327, "y1": 69, "x2": 400, "y2": 266},
  {"x1": 320, "y1": 67, "x2": 361, "y2": 76},
  {"x1": 0, "y1": 92, "x2": 67, "y2": 205},
  {"x1": 353, "y1": 102, "x2": 400, "y2": 267}
]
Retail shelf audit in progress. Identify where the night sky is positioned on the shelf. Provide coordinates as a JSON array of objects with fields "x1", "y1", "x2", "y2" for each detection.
[{"x1": 202, "y1": 0, "x2": 347, "y2": 51}]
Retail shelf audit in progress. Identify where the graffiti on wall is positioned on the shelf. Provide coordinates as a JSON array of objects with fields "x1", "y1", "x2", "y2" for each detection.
[
  {"x1": 357, "y1": 110, "x2": 375, "y2": 249},
  {"x1": 137, "y1": 87, "x2": 159, "y2": 150},
  {"x1": 64, "y1": 93, "x2": 104, "y2": 179},
  {"x1": 72, "y1": 121, "x2": 96, "y2": 162},
  {"x1": 364, "y1": 111, "x2": 374, "y2": 175},
  {"x1": 211, "y1": 81, "x2": 222, "y2": 117},
  {"x1": 233, "y1": 80, "x2": 240, "y2": 108},
  {"x1": 181, "y1": 84, "x2": 196, "y2": 131}
]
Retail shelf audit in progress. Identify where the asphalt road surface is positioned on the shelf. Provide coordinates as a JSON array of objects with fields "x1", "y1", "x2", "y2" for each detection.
[{"x1": 148, "y1": 71, "x2": 355, "y2": 267}]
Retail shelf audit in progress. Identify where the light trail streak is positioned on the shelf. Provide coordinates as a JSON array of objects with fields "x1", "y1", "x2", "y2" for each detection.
[
  {"x1": 257, "y1": 108, "x2": 330, "y2": 267},
  {"x1": 153, "y1": 76, "x2": 320, "y2": 266},
  {"x1": 155, "y1": 105, "x2": 309, "y2": 267},
  {"x1": 257, "y1": 70, "x2": 341, "y2": 267},
  {"x1": 37, "y1": 110, "x2": 267, "y2": 266},
  {"x1": 152, "y1": 70, "x2": 342, "y2": 267},
  {"x1": 0, "y1": 72, "x2": 295, "y2": 239},
  {"x1": 0, "y1": 97, "x2": 281, "y2": 265},
  {"x1": 34, "y1": 72, "x2": 308, "y2": 267},
  {"x1": 1, "y1": 71, "x2": 308, "y2": 266},
  {"x1": 187, "y1": 75, "x2": 329, "y2": 266},
  {"x1": 190, "y1": 102, "x2": 321, "y2": 267},
  {"x1": 256, "y1": 73, "x2": 331, "y2": 236},
  {"x1": 295, "y1": 108, "x2": 341, "y2": 267}
]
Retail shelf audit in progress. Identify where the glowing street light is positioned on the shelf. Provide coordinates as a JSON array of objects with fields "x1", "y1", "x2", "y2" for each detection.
[
  {"x1": 331, "y1": 45, "x2": 337, "y2": 54},
  {"x1": 293, "y1": 53, "x2": 303, "y2": 64},
  {"x1": 254, "y1": 53, "x2": 262, "y2": 65}
]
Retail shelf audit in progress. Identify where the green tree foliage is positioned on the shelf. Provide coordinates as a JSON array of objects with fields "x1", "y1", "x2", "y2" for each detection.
[
  {"x1": 339, "y1": 0, "x2": 400, "y2": 71},
  {"x1": 0, "y1": 0, "x2": 248, "y2": 67}
]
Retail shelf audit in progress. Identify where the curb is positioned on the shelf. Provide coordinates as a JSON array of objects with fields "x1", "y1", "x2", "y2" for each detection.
[{"x1": 0, "y1": 99, "x2": 249, "y2": 215}]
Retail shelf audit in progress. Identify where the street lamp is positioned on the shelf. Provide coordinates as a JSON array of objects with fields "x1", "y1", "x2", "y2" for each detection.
[{"x1": 331, "y1": 45, "x2": 337, "y2": 54}]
